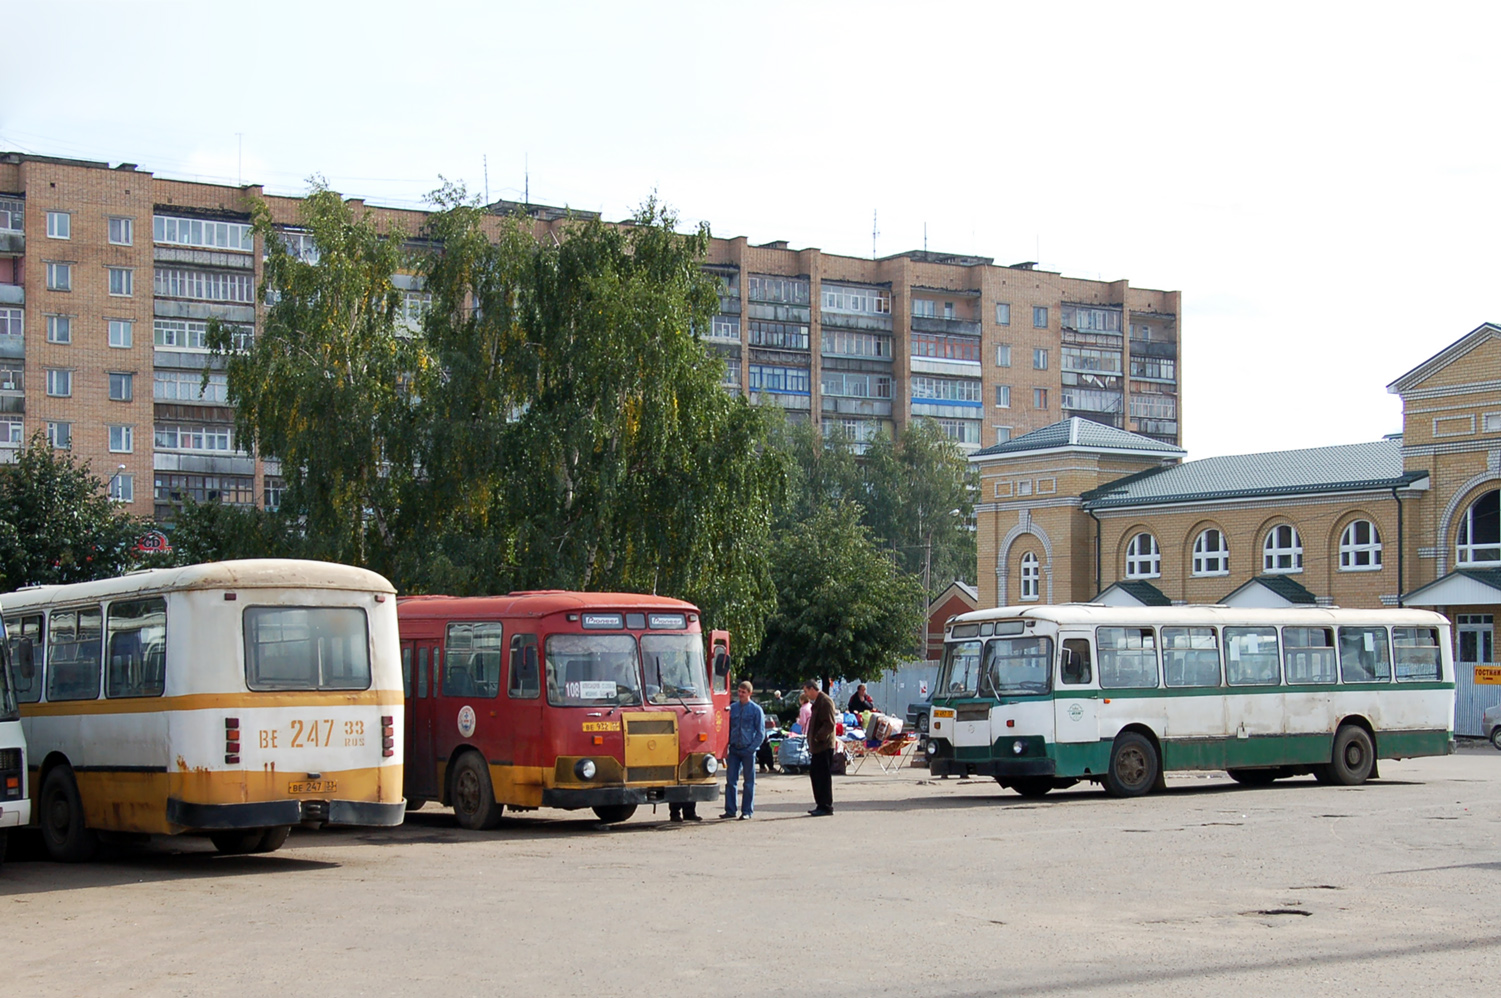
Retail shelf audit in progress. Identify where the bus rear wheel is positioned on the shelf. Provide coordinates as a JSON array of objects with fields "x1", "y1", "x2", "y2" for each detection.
[
  {"x1": 1324, "y1": 725, "x2": 1375, "y2": 786},
  {"x1": 1104, "y1": 732, "x2": 1159, "y2": 798},
  {"x1": 253, "y1": 826, "x2": 291, "y2": 853},
  {"x1": 40, "y1": 766, "x2": 98, "y2": 863},
  {"x1": 210, "y1": 829, "x2": 265, "y2": 855},
  {"x1": 593, "y1": 805, "x2": 637, "y2": 824},
  {"x1": 450, "y1": 752, "x2": 504, "y2": 830}
]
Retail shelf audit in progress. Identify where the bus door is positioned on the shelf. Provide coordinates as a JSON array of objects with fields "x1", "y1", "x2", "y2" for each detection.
[
  {"x1": 709, "y1": 630, "x2": 731, "y2": 756},
  {"x1": 505, "y1": 633, "x2": 543, "y2": 788},
  {"x1": 1054, "y1": 633, "x2": 1099, "y2": 744},
  {"x1": 406, "y1": 639, "x2": 440, "y2": 800}
]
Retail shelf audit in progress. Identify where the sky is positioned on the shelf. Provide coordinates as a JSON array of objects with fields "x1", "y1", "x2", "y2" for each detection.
[{"x1": 3, "y1": 1, "x2": 1497, "y2": 459}]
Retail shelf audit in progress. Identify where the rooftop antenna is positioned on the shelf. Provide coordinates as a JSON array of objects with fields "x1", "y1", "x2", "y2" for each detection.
[
  {"x1": 236, "y1": 133, "x2": 242, "y2": 186},
  {"x1": 524, "y1": 153, "x2": 529, "y2": 209},
  {"x1": 872, "y1": 209, "x2": 879, "y2": 258},
  {"x1": 924, "y1": 222, "x2": 928, "y2": 253},
  {"x1": 483, "y1": 154, "x2": 489, "y2": 204}
]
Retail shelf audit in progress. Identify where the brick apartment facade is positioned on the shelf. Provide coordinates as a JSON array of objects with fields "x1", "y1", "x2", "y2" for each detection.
[{"x1": 0, "y1": 151, "x2": 1182, "y2": 529}]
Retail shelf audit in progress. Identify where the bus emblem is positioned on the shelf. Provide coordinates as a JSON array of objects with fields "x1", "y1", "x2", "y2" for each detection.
[
  {"x1": 1068, "y1": 703, "x2": 1084, "y2": 722},
  {"x1": 457, "y1": 705, "x2": 477, "y2": 738}
]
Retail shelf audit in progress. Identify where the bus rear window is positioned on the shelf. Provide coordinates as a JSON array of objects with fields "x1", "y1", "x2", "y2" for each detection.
[
  {"x1": 244, "y1": 607, "x2": 371, "y2": 691},
  {"x1": 545, "y1": 634, "x2": 642, "y2": 707},
  {"x1": 1392, "y1": 627, "x2": 1441, "y2": 682}
]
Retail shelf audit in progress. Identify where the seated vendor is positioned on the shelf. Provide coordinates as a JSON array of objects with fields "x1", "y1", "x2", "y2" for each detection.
[{"x1": 847, "y1": 682, "x2": 876, "y2": 714}]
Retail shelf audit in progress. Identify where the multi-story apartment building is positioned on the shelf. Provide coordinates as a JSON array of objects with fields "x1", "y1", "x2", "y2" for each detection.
[{"x1": 0, "y1": 151, "x2": 1182, "y2": 526}]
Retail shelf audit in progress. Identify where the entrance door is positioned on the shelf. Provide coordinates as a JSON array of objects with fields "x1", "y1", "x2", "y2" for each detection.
[
  {"x1": 1053, "y1": 634, "x2": 1099, "y2": 744},
  {"x1": 1458, "y1": 614, "x2": 1493, "y2": 666},
  {"x1": 405, "y1": 640, "x2": 440, "y2": 800}
]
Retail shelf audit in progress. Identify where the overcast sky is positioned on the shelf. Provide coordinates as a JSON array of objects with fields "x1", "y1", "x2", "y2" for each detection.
[{"x1": 3, "y1": 2, "x2": 1496, "y2": 459}]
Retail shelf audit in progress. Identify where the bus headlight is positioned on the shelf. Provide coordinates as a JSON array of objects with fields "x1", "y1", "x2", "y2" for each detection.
[
  {"x1": 704, "y1": 756, "x2": 719, "y2": 776},
  {"x1": 574, "y1": 759, "x2": 597, "y2": 780},
  {"x1": 1012, "y1": 740, "x2": 1026, "y2": 755},
  {"x1": 925, "y1": 740, "x2": 938, "y2": 756}
]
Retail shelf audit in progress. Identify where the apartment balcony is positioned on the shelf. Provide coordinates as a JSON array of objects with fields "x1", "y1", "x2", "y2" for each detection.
[
  {"x1": 821, "y1": 396, "x2": 893, "y2": 418},
  {"x1": 0, "y1": 284, "x2": 22, "y2": 306},
  {"x1": 1129, "y1": 339, "x2": 1177, "y2": 360},
  {"x1": 0, "y1": 231, "x2": 22, "y2": 256},
  {"x1": 718, "y1": 295, "x2": 740, "y2": 315},
  {"x1": 820, "y1": 310, "x2": 893, "y2": 333},
  {"x1": 747, "y1": 302, "x2": 811, "y2": 323},
  {"x1": 910, "y1": 315, "x2": 982, "y2": 336},
  {"x1": 0, "y1": 335, "x2": 22, "y2": 360},
  {"x1": 153, "y1": 245, "x2": 256, "y2": 270},
  {"x1": 1062, "y1": 328, "x2": 1122, "y2": 349},
  {"x1": 749, "y1": 390, "x2": 810, "y2": 412}
]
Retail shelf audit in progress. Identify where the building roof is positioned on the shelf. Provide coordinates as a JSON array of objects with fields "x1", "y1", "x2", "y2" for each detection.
[
  {"x1": 1220, "y1": 575, "x2": 1319, "y2": 607},
  {"x1": 969, "y1": 417, "x2": 1186, "y2": 460},
  {"x1": 1081, "y1": 439, "x2": 1427, "y2": 509},
  {"x1": 1388, "y1": 322, "x2": 1501, "y2": 394},
  {"x1": 1095, "y1": 580, "x2": 1173, "y2": 607},
  {"x1": 1403, "y1": 568, "x2": 1501, "y2": 607}
]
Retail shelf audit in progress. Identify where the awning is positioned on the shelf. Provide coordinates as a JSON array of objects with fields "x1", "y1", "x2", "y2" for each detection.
[
  {"x1": 1219, "y1": 575, "x2": 1319, "y2": 608},
  {"x1": 1403, "y1": 569, "x2": 1501, "y2": 607},
  {"x1": 1094, "y1": 580, "x2": 1171, "y2": 607}
]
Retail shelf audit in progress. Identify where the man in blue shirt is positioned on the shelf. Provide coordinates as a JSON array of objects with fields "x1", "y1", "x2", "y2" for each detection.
[{"x1": 722, "y1": 681, "x2": 765, "y2": 819}]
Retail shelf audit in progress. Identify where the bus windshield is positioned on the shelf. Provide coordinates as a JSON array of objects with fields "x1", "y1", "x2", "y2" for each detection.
[
  {"x1": 980, "y1": 636, "x2": 1054, "y2": 696},
  {"x1": 545, "y1": 633, "x2": 643, "y2": 707},
  {"x1": 640, "y1": 634, "x2": 709, "y2": 703},
  {"x1": 939, "y1": 640, "x2": 983, "y2": 696}
]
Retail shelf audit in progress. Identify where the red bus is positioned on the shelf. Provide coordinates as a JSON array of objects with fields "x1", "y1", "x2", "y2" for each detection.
[{"x1": 398, "y1": 592, "x2": 730, "y2": 826}]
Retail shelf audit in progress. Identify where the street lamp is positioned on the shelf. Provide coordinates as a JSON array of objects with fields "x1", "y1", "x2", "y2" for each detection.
[{"x1": 108, "y1": 464, "x2": 127, "y2": 503}]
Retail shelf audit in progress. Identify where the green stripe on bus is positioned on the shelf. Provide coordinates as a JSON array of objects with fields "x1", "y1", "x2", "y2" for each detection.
[{"x1": 1035, "y1": 728, "x2": 1453, "y2": 777}]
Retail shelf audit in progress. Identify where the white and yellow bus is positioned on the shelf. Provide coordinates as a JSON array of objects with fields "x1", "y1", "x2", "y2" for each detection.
[
  {"x1": 4, "y1": 560, "x2": 404, "y2": 860},
  {"x1": 0, "y1": 613, "x2": 29, "y2": 866},
  {"x1": 925, "y1": 604, "x2": 1455, "y2": 797}
]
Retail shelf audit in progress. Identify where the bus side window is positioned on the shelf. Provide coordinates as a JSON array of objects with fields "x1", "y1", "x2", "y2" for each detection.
[
  {"x1": 417, "y1": 647, "x2": 428, "y2": 699},
  {"x1": 401, "y1": 647, "x2": 412, "y2": 698},
  {"x1": 509, "y1": 635, "x2": 539, "y2": 699},
  {"x1": 713, "y1": 648, "x2": 731, "y2": 693},
  {"x1": 47, "y1": 606, "x2": 103, "y2": 702},
  {"x1": 1061, "y1": 638, "x2": 1091, "y2": 685},
  {"x1": 6, "y1": 614, "x2": 44, "y2": 703}
]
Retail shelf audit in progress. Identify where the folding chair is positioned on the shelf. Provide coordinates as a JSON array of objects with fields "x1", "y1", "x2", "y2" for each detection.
[{"x1": 869, "y1": 732, "x2": 917, "y2": 774}]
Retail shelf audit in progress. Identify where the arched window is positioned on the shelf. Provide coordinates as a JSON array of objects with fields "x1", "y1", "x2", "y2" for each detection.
[
  {"x1": 1339, "y1": 519, "x2": 1383, "y2": 571},
  {"x1": 1192, "y1": 528, "x2": 1229, "y2": 576},
  {"x1": 1263, "y1": 524, "x2": 1303, "y2": 573},
  {"x1": 1124, "y1": 532, "x2": 1161, "y2": 579},
  {"x1": 1457, "y1": 490, "x2": 1501, "y2": 566},
  {"x1": 1020, "y1": 552, "x2": 1040, "y2": 601}
]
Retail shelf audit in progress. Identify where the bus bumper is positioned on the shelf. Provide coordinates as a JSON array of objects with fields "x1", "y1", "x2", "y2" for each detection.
[
  {"x1": 541, "y1": 783, "x2": 720, "y2": 810},
  {"x1": 929, "y1": 757, "x2": 1056, "y2": 779},
  {"x1": 167, "y1": 797, "x2": 406, "y2": 829}
]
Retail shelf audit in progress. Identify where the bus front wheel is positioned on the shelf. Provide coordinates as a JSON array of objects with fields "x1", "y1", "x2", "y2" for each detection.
[
  {"x1": 1006, "y1": 778, "x2": 1054, "y2": 798},
  {"x1": 1324, "y1": 725, "x2": 1375, "y2": 786},
  {"x1": 1104, "y1": 732, "x2": 1159, "y2": 798},
  {"x1": 593, "y1": 805, "x2": 637, "y2": 824},
  {"x1": 40, "y1": 766, "x2": 98, "y2": 863},
  {"x1": 450, "y1": 753, "x2": 504, "y2": 830}
]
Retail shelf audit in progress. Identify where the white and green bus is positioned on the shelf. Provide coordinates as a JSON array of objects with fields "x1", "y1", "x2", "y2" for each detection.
[
  {"x1": 0, "y1": 613, "x2": 30, "y2": 866},
  {"x1": 924, "y1": 605, "x2": 1455, "y2": 797}
]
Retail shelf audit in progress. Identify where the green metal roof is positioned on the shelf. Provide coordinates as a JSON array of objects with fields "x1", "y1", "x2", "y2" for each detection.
[
  {"x1": 970, "y1": 417, "x2": 1185, "y2": 459},
  {"x1": 1097, "y1": 580, "x2": 1173, "y2": 606},
  {"x1": 1222, "y1": 575, "x2": 1319, "y2": 606},
  {"x1": 1082, "y1": 439, "x2": 1426, "y2": 509}
]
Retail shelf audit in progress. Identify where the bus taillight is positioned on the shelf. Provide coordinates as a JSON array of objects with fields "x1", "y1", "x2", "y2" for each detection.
[
  {"x1": 225, "y1": 717, "x2": 240, "y2": 764},
  {"x1": 381, "y1": 715, "x2": 394, "y2": 758}
]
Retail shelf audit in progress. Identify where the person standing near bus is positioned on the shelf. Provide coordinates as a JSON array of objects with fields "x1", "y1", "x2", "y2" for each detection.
[
  {"x1": 804, "y1": 680, "x2": 838, "y2": 816},
  {"x1": 721, "y1": 681, "x2": 764, "y2": 819}
]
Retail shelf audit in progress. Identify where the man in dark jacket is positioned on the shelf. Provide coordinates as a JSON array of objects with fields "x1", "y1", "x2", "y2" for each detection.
[
  {"x1": 803, "y1": 679, "x2": 838, "y2": 816},
  {"x1": 847, "y1": 683, "x2": 876, "y2": 714}
]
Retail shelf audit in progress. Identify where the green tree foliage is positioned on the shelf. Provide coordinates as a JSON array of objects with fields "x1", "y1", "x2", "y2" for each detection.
[
  {"x1": 775, "y1": 419, "x2": 863, "y2": 528},
  {"x1": 747, "y1": 503, "x2": 924, "y2": 690},
  {"x1": 168, "y1": 500, "x2": 298, "y2": 565},
  {"x1": 0, "y1": 437, "x2": 149, "y2": 589},
  {"x1": 861, "y1": 418, "x2": 977, "y2": 594}
]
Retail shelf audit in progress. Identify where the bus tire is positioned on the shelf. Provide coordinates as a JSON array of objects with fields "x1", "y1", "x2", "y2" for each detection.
[
  {"x1": 450, "y1": 753, "x2": 504, "y2": 830},
  {"x1": 1007, "y1": 777, "x2": 1054, "y2": 798},
  {"x1": 406, "y1": 797, "x2": 428, "y2": 812},
  {"x1": 1227, "y1": 768, "x2": 1279, "y2": 787},
  {"x1": 593, "y1": 805, "x2": 637, "y2": 824},
  {"x1": 1327, "y1": 725, "x2": 1375, "y2": 786},
  {"x1": 210, "y1": 830, "x2": 264, "y2": 855},
  {"x1": 253, "y1": 826, "x2": 291, "y2": 853},
  {"x1": 40, "y1": 766, "x2": 98, "y2": 863},
  {"x1": 1104, "y1": 731, "x2": 1158, "y2": 798}
]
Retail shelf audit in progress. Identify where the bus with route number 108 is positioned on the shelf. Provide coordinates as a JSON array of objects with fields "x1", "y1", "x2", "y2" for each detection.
[
  {"x1": 398, "y1": 592, "x2": 732, "y2": 826},
  {"x1": 924, "y1": 604, "x2": 1455, "y2": 797}
]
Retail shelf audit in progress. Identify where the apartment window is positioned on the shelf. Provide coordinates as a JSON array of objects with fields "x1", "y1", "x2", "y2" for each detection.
[
  {"x1": 0, "y1": 199, "x2": 21, "y2": 231},
  {"x1": 1033, "y1": 306, "x2": 1049, "y2": 328},
  {"x1": 1192, "y1": 528, "x2": 1229, "y2": 576},
  {"x1": 1061, "y1": 346, "x2": 1122, "y2": 374},
  {"x1": 107, "y1": 267, "x2": 133, "y2": 297},
  {"x1": 46, "y1": 262, "x2": 72, "y2": 291},
  {"x1": 994, "y1": 426, "x2": 1012, "y2": 445},
  {"x1": 276, "y1": 229, "x2": 319, "y2": 262},
  {"x1": 109, "y1": 474, "x2": 134, "y2": 503},
  {"x1": 1061, "y1": 305, "x2": 1122, "y2": 332},
  {"x1": 155, "y1": 370, "x2": 229, "y2": 403},
  {"x1": 995, "y1": 385, "x2": 1011, "y2": 408},
  {"x1": 108, "y1": 425, "x2": 134, "y2": 453},
  {"x1": 1125, "y1": 533, "x2": 1161, "y2": 579},
  {"x1": 402, "y1": 292, "x2": 431, "y2": 324},
  {"x1": 153, "y1": 268, "x2": 254, "y2": 303},
  {"x1": 822, "y1": 329, "x2": 891, "y2": 358},
  {"x1": 1263, "y1": 524, "x2": 1304, "y2": 573},
  {"x1": 154, "y1": 215, "x2": 254, "y2": 252},
  {"x1": 910, "y1": 376, "x2": 982, "y2": 403},
  {"x1": 996, "y1": 344, "x2": 1011, "y2": 368},
  {"x1": 747, "y1": 365, "x2": 810, "y2": 394},
  {"x1": 1020, "y1": 552, "x2": 1040, "y2": 601},
  {"x1": 748, "y1": 320, "x2": 810, "y2": 350},
  {"x1": 0, "y1": 418, "x2": 21, "y2": 447},
  {"x1": 0, "y1": 366, "x2": 21, "y2": 392},
  {"x1": 995, "y1": 302, "x2": 1011, "y2": 326},
  {"x1": 934, "y1": 419, "x2": 981, "y2": 445},
  {"x1": 46, "y1": 211, "x2": 70, "y2": 239},
  {"x1": 943, "y1": 301, "x2": 955, "y2": 320},
  {"x1": 155, "y1": 473, "x2": 255, "y2": 506},
  {"x1": 0, "y1": 308, "x2": 21, "y2": 339},
  {"x1": 1034, "y1": 388, "x2": 1048, "y2": 409},
  {"x1": 45, "y1": 314, "x2": 69, "y2": 343},
  {"x1": 710, "y1": 315, "x2": 740, "y2": 339},
  {"x1": 745, "y1": 275, "x2": 810, "y2": 305},
  {"x1": 47, "y1": 421, "x2": 71, "y2": 450},
  {"x1": 910, "y1": 332, "x2": 980, "y2": 362},
  {"x1": 1457, "y1": 490, "x2": 1501, "y2": 565},
  {"x1": 154, "y1": 423, "x2": 234, "y2": 452},
  {"x1": 1339, "y1": 520, "x2": 1383, "y2": 571},
  {"x1": 108, "y1": 319, "x2": 133, "y2": 348},
  {"x1": 912, "y1": 298, "x2": 937, "y2": 318},
  {"x1": 820, "y1": 371, "x2": 892, "y2": 399},
  {"x1": 1033, "y1": 348, "x2": 1049, "y2": 370},
  {"x1": 108, "y1": 372, "x2": 134, "y2": 401},
  {"x1": 821, "y1": 284, "x2": 891, "y2": 315},
  {"x1": 264, "y1": 477, "x2": 286, "y2": 511},
  {"x1": 108, "y1": 217, "x2": 134, "y2": 246},
  {"x1": 45, "y1": 368, "x2": 72, "y2": 397}
]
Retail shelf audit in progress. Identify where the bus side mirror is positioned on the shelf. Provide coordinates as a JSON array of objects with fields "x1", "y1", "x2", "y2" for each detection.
[
  {"x1": 15, "y1": 638, "x2": 33, "y2": 681},
  {"x1": 713, "y1": 650, "x2": 731, "y2": 687}
]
